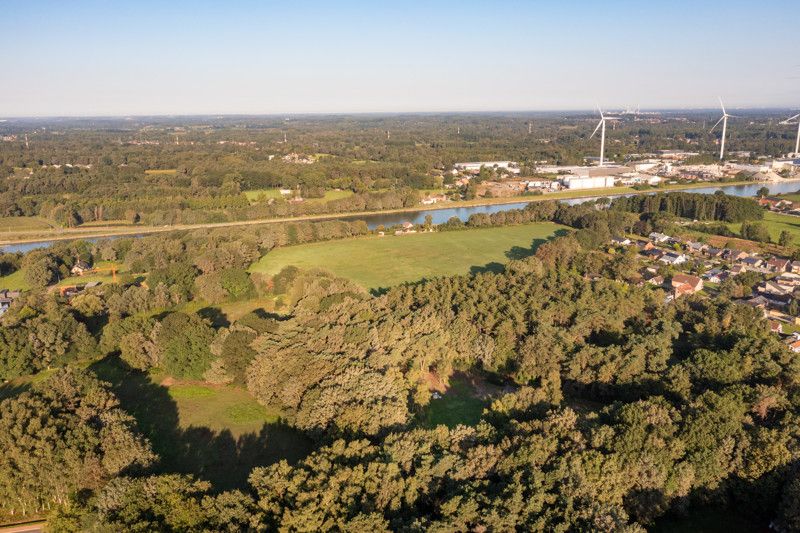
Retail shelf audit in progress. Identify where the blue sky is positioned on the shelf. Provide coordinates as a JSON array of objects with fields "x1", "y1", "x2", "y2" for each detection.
[{"x1": 1, "y1": 0, "x2": 797, "y2": 116}]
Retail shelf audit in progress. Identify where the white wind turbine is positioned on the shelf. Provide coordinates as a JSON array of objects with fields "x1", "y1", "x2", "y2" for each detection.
[
  {"x1": 779, "y1": 112, "x2": 800, "y2": 157},
  {"x1": 709, "y1": 97, "x2": 737, "y2": 160},
  {"x1": 590, "y1": 107, "x2": 619, "y2": 166}
]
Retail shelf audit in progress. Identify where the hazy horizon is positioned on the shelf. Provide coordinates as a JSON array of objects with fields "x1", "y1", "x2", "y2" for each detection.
[{"x1": 2, "y1": 0, "x2": 798, "y2": 116}]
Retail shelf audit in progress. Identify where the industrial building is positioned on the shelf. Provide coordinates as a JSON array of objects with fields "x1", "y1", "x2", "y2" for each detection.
[{"x1": 561, "y1": 176, "x2": 617, "y2": 190}]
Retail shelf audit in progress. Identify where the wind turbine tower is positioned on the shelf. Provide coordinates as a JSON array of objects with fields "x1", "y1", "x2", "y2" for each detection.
[
  {"x1": 528, "y1": 122, "x2": 532, "y2": 134},
  {"x1": 590, "y1": 107, "x2": 619, "y2": 166},
  {"x1": 709, "y1": 98, "x2": 737, "y2": 161},
  {"x1": 779, "y1": 112, "x2": 800, "y2": 157}
]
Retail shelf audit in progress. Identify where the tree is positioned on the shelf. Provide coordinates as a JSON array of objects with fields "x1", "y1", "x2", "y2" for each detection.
[
  {"x1": 0, "y1": 369, "x2": 154, "y2": 517},
  {"x1": 757, "y1": 186, "x2": 769, "y2": 198},
  {"x1": 155, "y1": 312, "x2": 215, "y2": 379},
  {"x1": 779, "y1": 230, "x2": 793, "y2": 248}
]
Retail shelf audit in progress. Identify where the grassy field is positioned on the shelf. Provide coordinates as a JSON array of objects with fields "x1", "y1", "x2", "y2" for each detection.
[
  {"x1": 421, "y1": 376, "x2": 487, "y2": 428},
  {"x1": 719, "y1": 211, "x2": 800, "y2": 244},
  {"x1": 0, "y1": 216, "x2": 54, "y2": 233},
  {"x1": 0, "y1": 269, "x2": 30, "y2": 290},
  {"x1": 249, "y1": 222, "x2": 566, "y2": 290},
  {"x1": 91, "y1": 357, "x2": 311, "y2": 491},
  {"x1": 144, "y1": 169, "x2": 178, "y2": 175},
  {"x1": 244, "y1": 188, "x2": 354, "y2": 204}
]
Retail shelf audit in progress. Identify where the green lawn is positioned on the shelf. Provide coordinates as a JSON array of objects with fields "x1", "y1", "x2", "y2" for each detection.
[
  {"x1": 244, "y1": 188, "x2": 284, "y2": 202},
  {"x1": 244, "y1": 188, "x2": 353, "y2": 204},
  {"x1": 720, "y1": 211, "x2": 800, "y2": 244},
  {"x1": 91, "y1": 357, "x2": 311, "y2": 491},
  {"x1": 249, "y1": 222, "x2": 566, "y2": 290},
  {"x1": 0, "y1": 269, "x2": 30, "y2": 291},
  {"x1": 421, "y1": 376, "x2": 487, "y2": 428},
  {"x1": 0, "y1": 216, "x2": 54, "y2": 233}
]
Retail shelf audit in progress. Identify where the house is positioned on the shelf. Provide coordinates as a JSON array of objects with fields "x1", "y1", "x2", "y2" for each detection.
[
  {"x1": 704, "y1": 268, "x2": 725, "y2": 284},
  {"x1": 725, "y1": 249, "x2": 750, "y2": 262},
  {"x1": 671, "y1": 273, "x2": 703, "y2": 294},
  {"x1": 767, "y1": 258, "x2": 790, "y2": 273},
  {"x1": 705, "y1": 247, "x2": 725, "y2": 258},
  {"x1": 759, "y1": 280, "x2": 792, "y2": 297},
  {"x1": 790, "y1": 261, "x2": 800, "y2": 273},
  {"x1": 71, "y1": 260, "x2": 91, "y2": 276},
  {"x1": 659, "y1": 253, "x2": 687, "y2": 266},
  {"x1": 638, "y1": 241, "x2": 656, "y2": 251},
  {"x1": 395, "y1": 221, "x2": 417, "y2": 235},
  {"x1": 611, "y1": 236, "x2": 631, "y2": 246},
  {"x1": 729, "y1": 264, "x2": 746, "y2": 276},
  {"x1": 785, "y1": 338, "x2": 800, "y2": 353},
  {"x1": 421, "y1": 194, "x2": 447, "y2": 205},
  {"x1": 744, "y1": 295, "x2": 770, "y2": 314},
  {"x1": 0, "y1": 297, "x2": 12, "y2": 316},
  {"x1": 649, "y1": 232, "x2": 671, "y2": 243},
  {"x1": 769, "y1": 320, "x2": 783, "y2": 334},
  {"x1": 776, "y1": 272, "x2": 800, "y2": 287},
  {"x1": 647, "y1": 275, "x2": 665, "y2": 286},
  {"x1": 742, "y1": 256, "x2": 764, "y2": 270},
  {"x1": 686, "y1": 241, "x2": 708, "y2": 254},
  {"x1": 642, "y1": 248, "x2": 664, "y2": 260}
]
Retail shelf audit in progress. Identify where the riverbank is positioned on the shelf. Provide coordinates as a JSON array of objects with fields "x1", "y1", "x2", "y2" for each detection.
[{"x1": 2, "y1": 178, "x2": 798, "y2": 249}]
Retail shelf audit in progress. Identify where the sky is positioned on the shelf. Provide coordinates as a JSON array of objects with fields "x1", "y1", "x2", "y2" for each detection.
[{"x1": 1, "y1": 0, "x2": 798, "y2": 116}]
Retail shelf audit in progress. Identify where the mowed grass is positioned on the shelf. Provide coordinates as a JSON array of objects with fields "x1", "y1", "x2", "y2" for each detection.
[
  {"x1": 244, "y1": 188, "x2": 354, "y2": 204},
  {"x1": 421, "y1": 377, "x2": 486, "y2": 428},
  {"x1": 0, "y1": 216, "x2": 54, "y2": 233},
  {"x1": 249, "y1": 222, "x2": 566, "y2": 290},
  {"x1": 723, "y1": 211, "x2": 800, "y2": 243},
  {"x1": 0, "y1": 269, "x2": 31, "y2": 291},
  {"x1": 144, "y1": 169, "x2": 178, "y2": 175},
  {"x1": 162, "y1": 381, "x2": 282, "y2": 435},
  {"x1": 91, "y1": 357, "x2": 311, "y2": 490}
]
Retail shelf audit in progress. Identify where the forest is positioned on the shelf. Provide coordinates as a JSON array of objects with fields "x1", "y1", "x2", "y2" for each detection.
[
  {"x1": 0, "y1": 111, "x2": 797, "y2": 228},
  {"x1": 1, "y1": 192, "x2": 800, "y2": 531}
]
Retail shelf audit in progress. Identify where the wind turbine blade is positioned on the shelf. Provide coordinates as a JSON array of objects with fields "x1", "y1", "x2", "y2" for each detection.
[
  {"x1": 783, "y1": 113, "x2": 800, "y2": 124},
  {"x1": 709, "y1": 116, "x2": 725, "y2": 133},
  {"x1": 590, "y1": 120, "x2": 603, "y2": 139},
  {"x1": 718, "y1": 97, "x2": 726, "y2": 115}
]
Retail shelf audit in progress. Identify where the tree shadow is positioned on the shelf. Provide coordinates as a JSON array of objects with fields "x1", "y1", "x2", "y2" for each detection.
[
  {"x1": 0, "y1": 381, "x2": 30, "y2": 402},
  {"x1": 197, "y1": 306, "x2": 230, "y2": 328},
  {"x1": 504, "y1": 238, "x2": 548, "y2": 260},
  {"x1": 89, "y1": 356, "x2": 313, "y2": 492},
  {"x1": 469, "y1": 262, "x2": 505, "y2": 275}
]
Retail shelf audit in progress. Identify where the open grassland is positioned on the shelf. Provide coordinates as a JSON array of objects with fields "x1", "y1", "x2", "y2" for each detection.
[
  {"x1": 721, "y1": 211, "x2": 800, "y2": 243},
  {"x1": 91, "y1": 357, "x2": 311, "y2": 491},
  {"x1": 249, "y1": 222, "x2": 566, "y2": 290},
  {"x1": 244, "y1": 188, "x2": 354, "y2": 204},
  {"x1": 0, "y1": 269, "x2": 30, "y2": 291},
  {"x1": 421, "y1": 376, "x2": 486, "y2": 428},
  {"x1": 0, "y1": 216, "x2": 54, "y2": 233},
  {"x1": 144, "y1": 169, "x2": 178, "y2": 175}
]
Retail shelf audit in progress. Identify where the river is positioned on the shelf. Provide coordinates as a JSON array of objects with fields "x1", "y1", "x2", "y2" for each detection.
[{"x1": 4, "y1": 180, "x2": 800, "y2": 254}]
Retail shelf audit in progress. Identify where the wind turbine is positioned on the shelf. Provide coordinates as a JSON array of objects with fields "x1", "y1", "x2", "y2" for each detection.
[
  {"x1": 709, "y1": 98, "x2": 737, "y2": 161},
  {"x1": 590, "y1": 107, "x2": 619, "y2": 166},
  {"x1": 779, "y1": 112, "x2": 800, "y2": 157}
]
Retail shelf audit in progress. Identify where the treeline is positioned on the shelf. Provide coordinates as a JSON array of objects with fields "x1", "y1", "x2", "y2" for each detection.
[
  {"x1": 3, "y1": 239, "x2": 800, "y2": 529},
  {"x1": 611, "y1": 191, "x2": 764, "y2": 222},
  {"x1": 4, "y1": 196, "x2": 800, "y2": 528}
]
